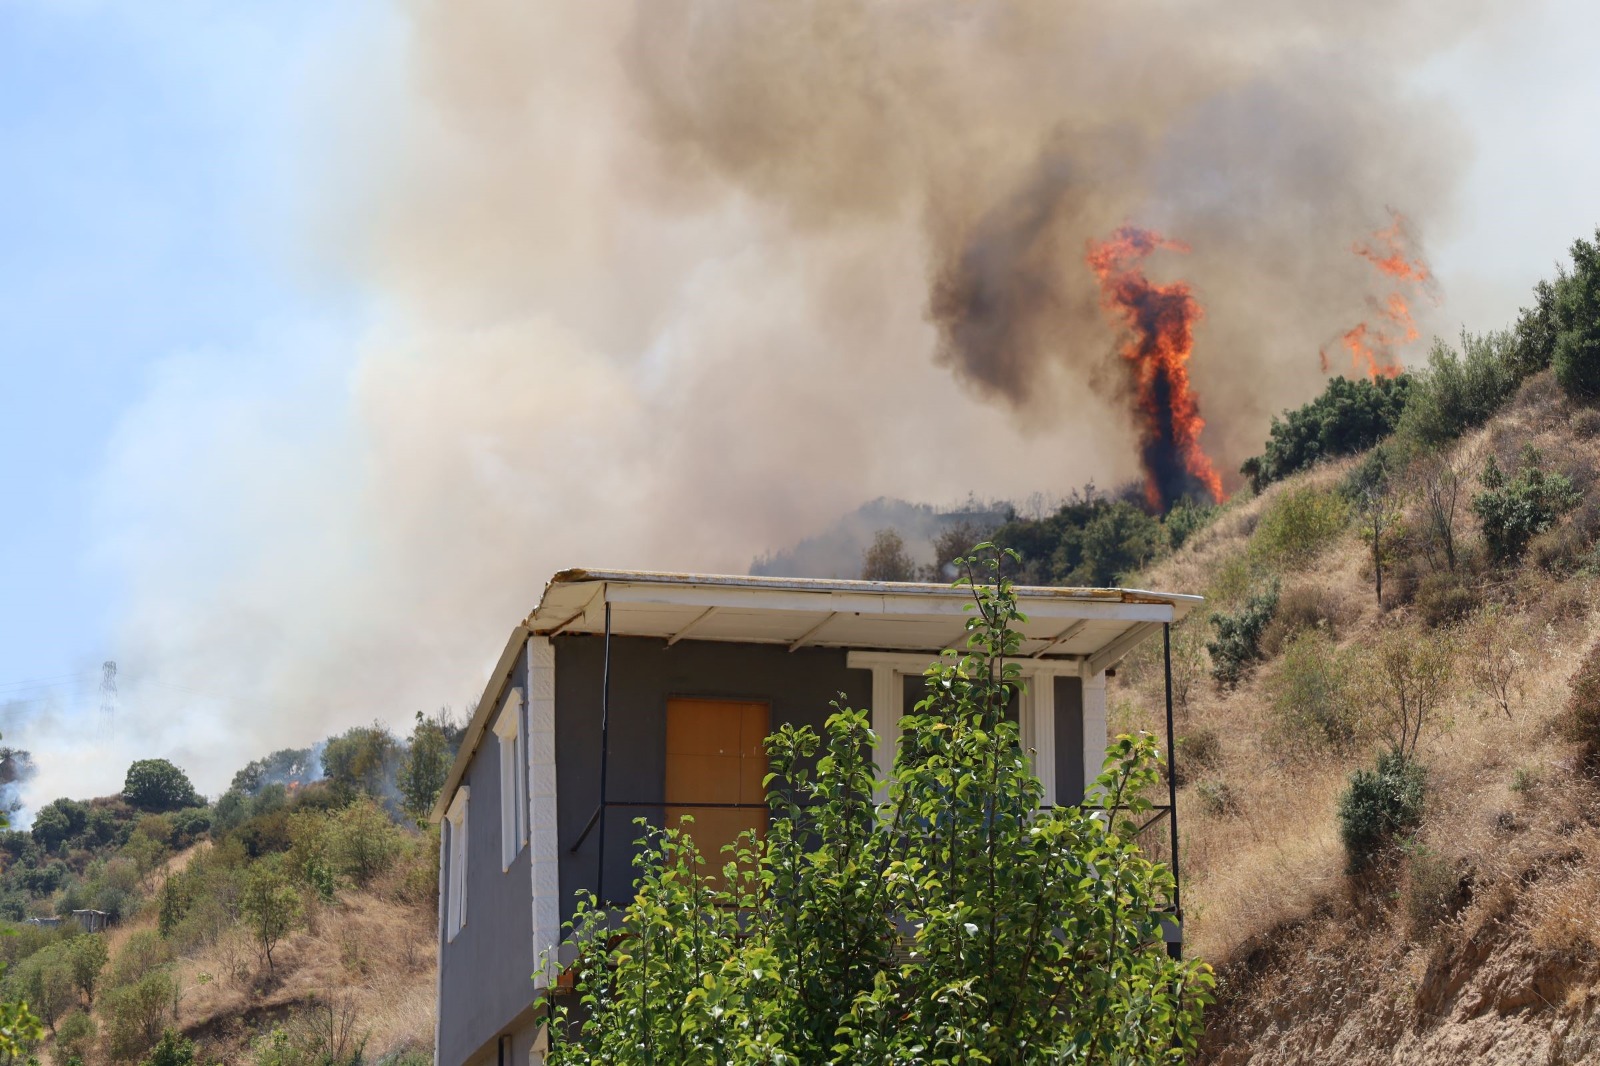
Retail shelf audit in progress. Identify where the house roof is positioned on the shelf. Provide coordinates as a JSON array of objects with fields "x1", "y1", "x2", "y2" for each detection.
[
  {"x1": 528, "y1": 568, "x2": 1201, "y2": 664},
  {"x1": 431, "y1": 568, "x2": 1202, "y2": 821}
]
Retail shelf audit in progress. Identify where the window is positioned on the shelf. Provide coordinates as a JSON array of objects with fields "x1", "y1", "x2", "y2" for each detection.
[
  {"x1": 496, "y1": 690, "x2": 528, "y2": 871},
  {"x1": 446, "y1": 786, "x2": 469, "y2": 941}
]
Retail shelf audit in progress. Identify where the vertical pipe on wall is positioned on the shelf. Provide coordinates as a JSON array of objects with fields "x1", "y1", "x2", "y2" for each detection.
[
  {"x1": 1163, "y1": 621, "x2": 1183, "y2": 961},
  {"x1": 596, "y1": 596, "x2": 613, "y2": 905}
]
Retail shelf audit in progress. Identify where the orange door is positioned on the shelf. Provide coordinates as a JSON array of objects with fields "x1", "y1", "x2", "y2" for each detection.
[{"x1": 664, "y1": 699, "x2": 768, "y2": 884}]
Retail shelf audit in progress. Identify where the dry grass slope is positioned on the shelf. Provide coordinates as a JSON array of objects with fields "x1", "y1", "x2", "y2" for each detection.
[{"x1": 1110, "y1": 375, "x2": 1600, "y2": 1064}]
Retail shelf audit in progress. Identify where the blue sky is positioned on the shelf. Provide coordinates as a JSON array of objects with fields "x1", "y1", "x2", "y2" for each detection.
[
  {"x1": 1, "y1": 0, "x2": 1599, "y2": 804},
  {"x1": 0, "y1": 2, "x2": 363, "y2": 702}
]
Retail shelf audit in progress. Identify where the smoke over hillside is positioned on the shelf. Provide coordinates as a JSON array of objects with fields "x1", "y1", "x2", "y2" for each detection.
[{"x1": 65, "y1": 0, "x2": 1484, "y2": 799}]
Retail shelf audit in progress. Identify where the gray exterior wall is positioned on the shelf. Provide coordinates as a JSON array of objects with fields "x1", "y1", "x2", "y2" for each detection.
[
  {"x1": 436, "y1": 635, "x2": 1094, "y2": 1066},
  {"x1": 554, "y1": 635, "x2": 872, "y2": 922},
  {"x1": 437, "y1": 652, "x2": 537, "y2": 1066},
  {"x1": 456, "y1": 1010, "x2": 542, "y2": 1066}
]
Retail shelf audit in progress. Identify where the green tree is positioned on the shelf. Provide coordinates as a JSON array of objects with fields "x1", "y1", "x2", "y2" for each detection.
[
  {"x1": 102, "y1": 970, "x2": 175, "y2": 1063},
  {"x1": 29, "y1": 799, "x2": 87, "y2": 852},
  {"x1": 65, "y1": 935, "x2": 108, "y2": 1008},
  {"x1": 320, "y1": 726, "x2": 402, "y2": 805},
  {"x1": 240, "y1": 863, "x2": 301, "y2": 976},
  {"x1": 399, "y1": 710, "x2": 458, "y2": 824},
  {"x1": 860, "y1": 528, "x2": 917, "y2": 581},
  {"x1": 1064, "y1": 500, "x2": 1164, "y2": 586},
  {"x1": 14, "y1": 949, "x2": 74, "y2": 1035},
  {"x1": 122, "y1": 760, "x2": 201, "y2": 813},
  {"x1": 1553, "y1": 228, "x2": 1600, "y2": 400},
  {"x1": 546, "y1": 549, "x2": 1212, "y2": 1064},
  {"x1": 323, "y1": 799, "x2": 402, "y2": 889},
  {"x1": 229, "y1": 747, "x2": 314, "y2": 797},
  {"x1": 1241, "y1": 374, "x2": 1412, "y2": 492}
]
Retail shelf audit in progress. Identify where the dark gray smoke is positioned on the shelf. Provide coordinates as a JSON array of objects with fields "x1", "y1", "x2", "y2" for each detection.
[{"x1": 93, "y1": 0, "x2": 1491, "y2": 797}]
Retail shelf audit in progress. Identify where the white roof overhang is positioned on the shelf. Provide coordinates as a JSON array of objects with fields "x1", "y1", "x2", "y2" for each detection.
[
  {"x1": 432, "y1": 567, "x2": 1202, "y2": 822},
  {"x1": 528, "y1": 568, "x2": 1201, "y2": 663}
]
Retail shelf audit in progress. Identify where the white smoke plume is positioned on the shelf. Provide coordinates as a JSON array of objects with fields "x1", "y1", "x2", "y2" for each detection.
[{"x1": 40, "y1": 0, "x2": 1495, "y2": 800}]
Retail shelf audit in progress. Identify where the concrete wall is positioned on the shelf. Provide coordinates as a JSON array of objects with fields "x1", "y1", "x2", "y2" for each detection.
[
  {"x1": 437, "y1": 653, "x2": 538, "y2": 1066},
  {"x1": 554, "y1": 635, "x2": 873, "y2": 922}
]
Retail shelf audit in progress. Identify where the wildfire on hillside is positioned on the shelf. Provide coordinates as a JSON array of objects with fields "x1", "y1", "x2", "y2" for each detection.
[
  {"x1": 1321, "y1": 211, "x2": 1435, "y2": 379},
  {"x1": 1087, "y1": 226, "x2": 1226, "y2": 513}
]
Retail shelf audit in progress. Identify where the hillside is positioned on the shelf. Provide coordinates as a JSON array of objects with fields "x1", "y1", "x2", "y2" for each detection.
[
  {"x1": 0, "y1": 720, "x2": 458, "y2": 1066},
  {"x1": 1104, "y1": 373, "x2": 1600, "y2": 1063}
]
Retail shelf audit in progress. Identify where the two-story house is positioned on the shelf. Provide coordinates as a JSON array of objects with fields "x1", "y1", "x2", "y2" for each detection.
[{"x1": 430, "y1": 567, "x2": 1200, "y2": 1066}]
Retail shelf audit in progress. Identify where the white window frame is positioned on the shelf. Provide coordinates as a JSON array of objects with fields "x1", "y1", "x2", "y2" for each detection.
[
  {"x1": 496, "y1": 688, "x2": 528, "y2": 871},
  {"x1": 446, "y1": 786, "x2": 470, "y2": 941},
  {"x1": 848, "y1": 651, "x2": 1077, "y2": 806}
]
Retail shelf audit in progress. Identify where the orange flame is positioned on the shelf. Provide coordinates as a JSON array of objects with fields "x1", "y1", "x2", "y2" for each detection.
[
  {"x1": 1087, "y1": 226, "x2": 1225, "y2": 511},
  {"x1": 1354, "y1": 215, "x2": 1432, "y2": 284},
  {"x1": 1320, "y1": 210, "x2": 1434, "y2": 379}
]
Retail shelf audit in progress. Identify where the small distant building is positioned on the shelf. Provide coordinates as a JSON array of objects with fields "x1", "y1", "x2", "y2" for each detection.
[
  {"x1": 71, "y1": 909, "x2": 110, "y2": 933},
  {"x1": 22, "y1": 916, "x2": 61, "y2": 929}
]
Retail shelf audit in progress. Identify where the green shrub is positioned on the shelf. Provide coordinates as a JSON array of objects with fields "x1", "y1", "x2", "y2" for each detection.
[
  {"x1": 66, "y1": 933, "x2": 108, "y2": 1006},
  {"x1": 31, "y1": 800, "x2": 88, "y2": 853},
  {"x1": 1241, "y1": 375, "x2": 1412, "y2": 492},
  {"x1": 141, "y1": 1029, "x2": 196, "y2": 1066},
  {"x1": 102, "y1": 970, "x2": 176, "y2": 1062},
  {"x1": 1396, "y1": 333, "x2": 1520, "y2": 447},
  {"x1": 1163, "y1": 501, "x2": 1218, "y2": 551},
  {"x1": 1266, "y1": 630, "x2": 1358, "y2": 754},
  {"x1": 1337, "y1": 750, "x2": 1426, "y2": 872},
  {"x1": 54, "y1": 1009, "x2": 96, "y2": 1066},
  {"x1": 1472, "y1": 445, "x2": 1581, "y2": 563},
  {"x1": 323, "y1": 799, "x2": 404, "y2": 890},
  {"x1": 1207, "y1": 583, "x2": 1280, "y2": 684},
  {"x1": 1251, "y1": 486, "x2": 1349, "y2": 565},
  {"x1": 109, "y1": 930, "x2": 172, "y2": 990},
  {"x1": 1510, "y1": 279, "x2": 1560, "y2": 378}
]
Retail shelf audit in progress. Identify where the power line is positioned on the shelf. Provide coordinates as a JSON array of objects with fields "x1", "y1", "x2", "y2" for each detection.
[
  {"x1": 100, "y1": 661, "x2": 118, "y2": 735},
  {"x1": 0, "y1": 672, "x2": 90, "y2": 692}
]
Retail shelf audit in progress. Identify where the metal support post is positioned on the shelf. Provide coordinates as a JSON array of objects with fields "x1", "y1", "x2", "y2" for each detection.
[
  {"x1": 596, "y1": 597, "x2": 613, "y2": 904},
  {"x1": 1163, "y1": 621, "x2": 1183, "y2": 960}
]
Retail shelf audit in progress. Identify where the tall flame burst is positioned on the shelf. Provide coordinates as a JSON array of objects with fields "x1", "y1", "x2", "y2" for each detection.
[
  {"x1": 1087, "y1": 226, "x2": 1225, "y2": 512},
  {"x1": 1320, "y1": 210, "x2": 1434, "y2": 379}
]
